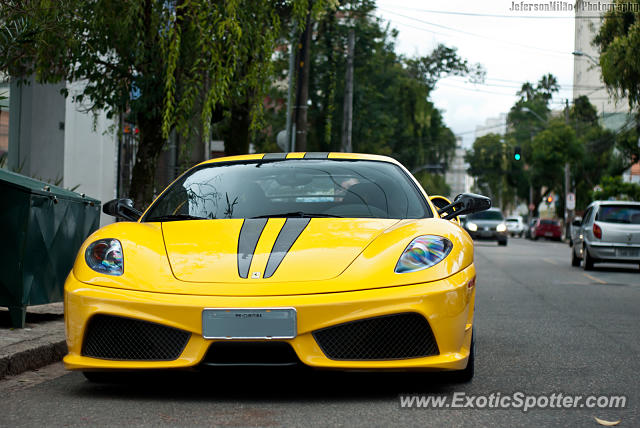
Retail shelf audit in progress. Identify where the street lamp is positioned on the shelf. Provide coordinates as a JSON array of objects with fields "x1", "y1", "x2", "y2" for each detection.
[
  {"x1": 521, "y1": 107, "x2": 546, "y2": 123},
  {"x1": 572, "y1": 50, "x2": 599, "y2": 66}
]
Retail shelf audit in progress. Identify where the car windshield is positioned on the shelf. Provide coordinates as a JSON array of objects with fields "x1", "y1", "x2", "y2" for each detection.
[
  {"x1": 596, "y1": 205, "x2": 640, "y2": 224},
  {"x1": 540, "y1": 219, "x2": 558, "y2": 225},
  {"x1": 143, "y1": 159, "x2": 431, "y2": 220},
  {"x1": 468, "y1": 210, "x2": 504, "y2": 221},
  {"x1": 506, "y1": 219, "x2": 518, "y2": 223}
]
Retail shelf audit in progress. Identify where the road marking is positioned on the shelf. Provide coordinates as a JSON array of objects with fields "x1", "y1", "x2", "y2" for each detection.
[
  {"x1": 582, "y1": 273, "x2": 607, "y2": 284},
  {"x1": 542, "y1": 258, "x2": 557, "y2": 265}
]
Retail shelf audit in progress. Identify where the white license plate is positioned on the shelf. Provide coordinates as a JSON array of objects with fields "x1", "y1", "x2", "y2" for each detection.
[
  {"x1": 202, "y1": 308, "x2": 297, "y2": 339},
  {"x1": 617, "y1": 248, "x2": 639, "y2": 257},
  {"x1": 545, "y1": 232, "x2": 553, "y2": 237}
]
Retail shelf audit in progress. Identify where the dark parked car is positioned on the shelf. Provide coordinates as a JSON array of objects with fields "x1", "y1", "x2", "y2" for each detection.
[
  {"x1": 463, "y1": 208, "x2": 508, "y2": 246},
  {"x1": 532, "y1": 218, "x2": 562, "y2": 241},
  {"x1": 525, "y1": 217, "x2": 538, "y2": 239}
]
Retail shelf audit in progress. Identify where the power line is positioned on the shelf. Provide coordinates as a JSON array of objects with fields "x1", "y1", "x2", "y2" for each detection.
[
  {"x1": 378, "y1": 8, "x2": 570, "y2": 56},
  {"x1": 375, "y1": 4, "x2": 592, "y2": 19}
]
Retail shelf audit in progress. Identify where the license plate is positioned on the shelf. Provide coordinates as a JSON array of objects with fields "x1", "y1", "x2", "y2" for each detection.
[
  {"x1": 545, "y1": 232, "x2": 553, "y2": 237},
  {"x1": 202, "y1": 308, "x2": 296, "y2": 339},
  {"x1": 617, "y1": 248, "x2": 639, "y2": 257}
]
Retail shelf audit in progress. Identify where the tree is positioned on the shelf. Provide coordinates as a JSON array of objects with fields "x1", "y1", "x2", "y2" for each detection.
[
  {"x1": 594, "y1": 0, "x2": 640, "y2": 165},
  {"x1": 0, "y1": 0, "x2": 331, "y2": 208},
  {"x1": 465, "y1": 133, "x2": 507, "y2": 207}
]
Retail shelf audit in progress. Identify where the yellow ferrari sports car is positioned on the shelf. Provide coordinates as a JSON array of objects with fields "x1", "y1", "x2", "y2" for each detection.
[{"x1": 63, "y1": 152, "x2": 490, "y2": 382}]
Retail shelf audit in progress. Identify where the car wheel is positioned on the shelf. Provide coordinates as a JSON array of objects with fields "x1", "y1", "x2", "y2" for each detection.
[
  {"x1": 533, "y1": 235, "x2": 538, "y2": 241},
  {"x1": 82, "y1": 371, "x2": 112, "y2": 383},
  {"x1": 583, "y1": 245, "x2": 594, "y2": 271},
  {"x1": 571, "y1": 246, "x2": 580, "y2": 267},
  {"x1": 498, "y1": 239, "x2": 507, "y2": 246},
  {"x1": 451, "y1": 330, "x2": 474, "y2": 383}
]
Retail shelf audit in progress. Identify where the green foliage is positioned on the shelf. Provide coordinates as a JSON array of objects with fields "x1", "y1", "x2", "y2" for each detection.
[
  {"x1": 594, "y1": 1, "x2": 640, "y2": 108},
  {"x1": 414, "y1": 172, "x2": 451, "y2": 198},
  {"x1": 593, "y1": 175, "x2": 640, "y2": 201},
  {"x1": 465, "y1": 133, "x2": 507, "y2": 205}
]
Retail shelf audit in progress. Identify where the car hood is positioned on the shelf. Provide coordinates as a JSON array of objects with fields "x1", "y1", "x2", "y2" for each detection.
[{"x1": 162, "y1": 218, "x2": 399, "y2": 283}]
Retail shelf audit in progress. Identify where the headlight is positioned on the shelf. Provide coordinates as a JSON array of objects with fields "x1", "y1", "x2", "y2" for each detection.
[
  {"x1": 85, "y1": 239, "x2": 124, "y2": 275},
  {"x1": 496, "y1": 223, "x2": 507, "y2": 232},
  {"x1": 395, "y1": 235, "x2": 453, "y2": 273},
  {"x1": 466, "y1": 222, "x2": 478, "y2": 232}
]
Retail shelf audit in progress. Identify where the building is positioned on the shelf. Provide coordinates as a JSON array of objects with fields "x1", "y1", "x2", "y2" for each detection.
[
  {"x1": 445, "y1": 137, "x2": 474, "y2": 199},
  {"x1": 573, "y1": 1, "x2": 632, "y2": 130},
  {"x1": 474, "y1": 113, "x2": 507, "y2": 142},
  {"x1": 4, "y1": 78, "x2": 118, "y2": 225}
]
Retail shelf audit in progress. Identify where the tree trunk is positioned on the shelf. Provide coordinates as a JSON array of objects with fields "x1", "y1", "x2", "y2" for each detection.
[
  {"x1": 293, "y1": 9, "x2": 313, "y2": 151},
  {"x1": 224, "y1": 101, "x2": 251, "y2": 155},
  {"x1": 129, "y1": 113, "x2": 166, "y2": 210}
]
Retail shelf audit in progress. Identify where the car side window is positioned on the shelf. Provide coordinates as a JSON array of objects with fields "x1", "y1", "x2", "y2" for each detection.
[{"x1": 582, "y1": 207, "x2": 593, "y2": 225}]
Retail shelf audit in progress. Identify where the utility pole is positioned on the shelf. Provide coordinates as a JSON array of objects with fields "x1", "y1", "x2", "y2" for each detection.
[
  {"x1": 293, "y1": 5, "x2": 313, "y2": 152},
  {"x1": 285, "y1": 23, "x2": 297, "y2": 152},
  {"x1": 564, "y1": 99, "x2": 571, "y2": 239},
  {"x1": 340, "y1": 27, "x2": 355, "y2": 152}
]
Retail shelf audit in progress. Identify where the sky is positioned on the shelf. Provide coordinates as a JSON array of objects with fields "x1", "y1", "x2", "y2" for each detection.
[{"x1": 375, "y1": 0, "x2": 576, "y2": 147}]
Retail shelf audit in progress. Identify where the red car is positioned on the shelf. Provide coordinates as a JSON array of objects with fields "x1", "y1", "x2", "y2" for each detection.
[{"x1": 532, "y1": 218, "x2": 562, "y2": 241}]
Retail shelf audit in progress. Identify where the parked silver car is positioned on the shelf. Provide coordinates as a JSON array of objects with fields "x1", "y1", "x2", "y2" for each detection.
[{"x1": 571, "y1": 201, "x2": 640, "y2": 270}]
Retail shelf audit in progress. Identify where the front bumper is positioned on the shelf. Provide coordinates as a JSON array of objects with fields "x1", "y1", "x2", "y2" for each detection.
[
  {"x1": 467, "y1": 230, "x2": 507, "y2": 241},
  {"x1": 64, "y1": 265, "x2": 476, "y2": 372}
]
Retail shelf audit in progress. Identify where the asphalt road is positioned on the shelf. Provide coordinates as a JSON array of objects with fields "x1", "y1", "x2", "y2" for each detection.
[{"x1": 1, "y1": 238, "x2": 638, "y2": 427}]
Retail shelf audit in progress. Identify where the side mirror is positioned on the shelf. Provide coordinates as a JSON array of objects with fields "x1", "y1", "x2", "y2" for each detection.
[
  {"x1": 437, "y1": 193, "x2": 491, "y2": 221},
  {"x1": 103, "y1": 198, "x2": 142, "y2": 222},
  {"x1": 430, "y1": 195, "x2": 459, "y2": 224}
]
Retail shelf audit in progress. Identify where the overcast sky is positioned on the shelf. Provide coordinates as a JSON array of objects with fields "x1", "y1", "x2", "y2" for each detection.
[{"x1": 375, "y1": 0, "x2": 576, "y2": 147}]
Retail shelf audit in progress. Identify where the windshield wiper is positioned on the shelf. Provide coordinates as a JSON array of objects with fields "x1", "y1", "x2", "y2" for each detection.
[
  {"x1": 146, "y1": 214, "x2": 209, "y2": 222},
  {"x1": 251, "y1": 211, "x2": 342, "y2": 219}
]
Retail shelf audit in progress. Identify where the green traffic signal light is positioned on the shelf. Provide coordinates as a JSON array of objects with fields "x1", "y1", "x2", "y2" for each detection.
[
  {"x1": 514, "y1": 146, "x2": 522, "y2": 161},
  {"x1": 514, "y1": 153, "x2": 521, "y2": 161}
]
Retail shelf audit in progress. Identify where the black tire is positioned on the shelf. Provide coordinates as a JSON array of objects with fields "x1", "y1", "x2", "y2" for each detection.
[
  {"x1": 571, "y1": 247, "x2": 580, "y2": 267},
  {"x1": 451, "y1": 330, "x2": 474, "y2": 383},
  {"x1": 82, "y1": 371, "x2": 112, "y2": 383},
  {"x1": 498, "y1": 239, "x2": 507, "y2": 246},
  {"x1": 583, "y1": 245, "x2": 594, "y2": 271}
]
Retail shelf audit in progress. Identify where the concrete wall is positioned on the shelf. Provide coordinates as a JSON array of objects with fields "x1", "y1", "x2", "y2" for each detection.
[
  {"x1": 63, "y1": 82, "x2": 118, "y2": 226},
  {"x1": 10, "y1": 77, "x2": 66, "y2": 182}
]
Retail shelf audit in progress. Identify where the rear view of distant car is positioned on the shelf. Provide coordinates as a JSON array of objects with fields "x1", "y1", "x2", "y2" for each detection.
[
  {"x1": 532, "y1": 219, "x2": 562, "y2": 241},
  {"x1": 505, "y1": 216, "x2": 524, "y2": 237}
]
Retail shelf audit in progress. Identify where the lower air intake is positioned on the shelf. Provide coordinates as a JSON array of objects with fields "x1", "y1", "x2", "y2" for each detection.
[
  {"x1": 81, "y1": 314, "x2": 190, "y2": 360},
  {"x1": 313, "y1": 312, "x2": 439, "y2": 360},
  {"x1": 201, "y1": 341, "x2": 300, "y2": 366}
]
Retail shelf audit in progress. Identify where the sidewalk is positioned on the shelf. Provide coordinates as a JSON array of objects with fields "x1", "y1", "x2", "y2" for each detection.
[{"x1": 0, "y1": 303, "x2": 66, "y2": 380}]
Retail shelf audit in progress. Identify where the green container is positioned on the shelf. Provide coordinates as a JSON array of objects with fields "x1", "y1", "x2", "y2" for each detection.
[{"x1": 0, "y1": 169, "x2": 101, "y2": 327}]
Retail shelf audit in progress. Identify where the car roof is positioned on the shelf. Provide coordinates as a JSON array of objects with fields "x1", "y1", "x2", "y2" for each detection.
[
  {"x1": 590, "y1": 200, "x2": 640, "y2": 206},
  {"x1": 198, "y1": 152, "x2": 402, "y2": 167}
]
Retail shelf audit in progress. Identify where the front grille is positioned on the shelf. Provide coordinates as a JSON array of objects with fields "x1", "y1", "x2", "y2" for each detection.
[
  {"x1": 201, "y1": 341, "x2": 300, "y2": 366},
  {"x1": 313, "y1": 313, "x2": 439, "y2": 360},
  {"x1": 81, "y1": 314, "x2": 190, "y2": 360}
]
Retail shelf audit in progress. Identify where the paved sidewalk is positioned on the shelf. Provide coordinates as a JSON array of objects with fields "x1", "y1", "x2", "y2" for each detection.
[{"x1": 0, "y1": 303, "x2": 66, "y2": 380}]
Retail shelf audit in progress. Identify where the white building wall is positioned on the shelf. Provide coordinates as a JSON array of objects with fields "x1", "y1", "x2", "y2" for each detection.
[
  {"x1": 573, "y1": 1, "x2": 628, "y2": 115},
  {"x1": 63, "y1": 82, "x2": 118, "y2": 226}
]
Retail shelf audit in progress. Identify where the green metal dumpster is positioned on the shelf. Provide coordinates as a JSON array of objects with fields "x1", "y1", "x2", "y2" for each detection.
[{"x1": 0, "y1": 169, "x2": 101, "y2": 327}]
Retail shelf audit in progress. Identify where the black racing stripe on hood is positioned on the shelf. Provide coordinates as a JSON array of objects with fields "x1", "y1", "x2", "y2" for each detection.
[
  {"x1": 263, "y1": 218, "x2": 311, "y2": 278},
  {"x1": 237, "y1": 218, "x2": 268, "y2": 278}
]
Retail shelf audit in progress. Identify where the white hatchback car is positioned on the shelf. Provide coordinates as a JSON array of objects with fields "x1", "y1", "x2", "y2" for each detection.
[
  {"x1": 505, "y1": 216, "x2": 525, "y2": 237},
  {"x1": 571, "y1": 201, "x2": 640, "y2": 270}
]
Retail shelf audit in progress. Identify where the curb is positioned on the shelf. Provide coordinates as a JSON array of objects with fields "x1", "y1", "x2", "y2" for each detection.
[{"x1": 0, "y1": 336, "x2": 67, "y2": 380}]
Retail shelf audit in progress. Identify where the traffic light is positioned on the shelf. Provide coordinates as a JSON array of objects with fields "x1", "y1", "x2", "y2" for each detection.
[
  {"x1": 514, "y1": 146, "x2": 521, "y2": 161},
  {"x1": 546, "y1": 196, "x2": 553, "y2": 204}
]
